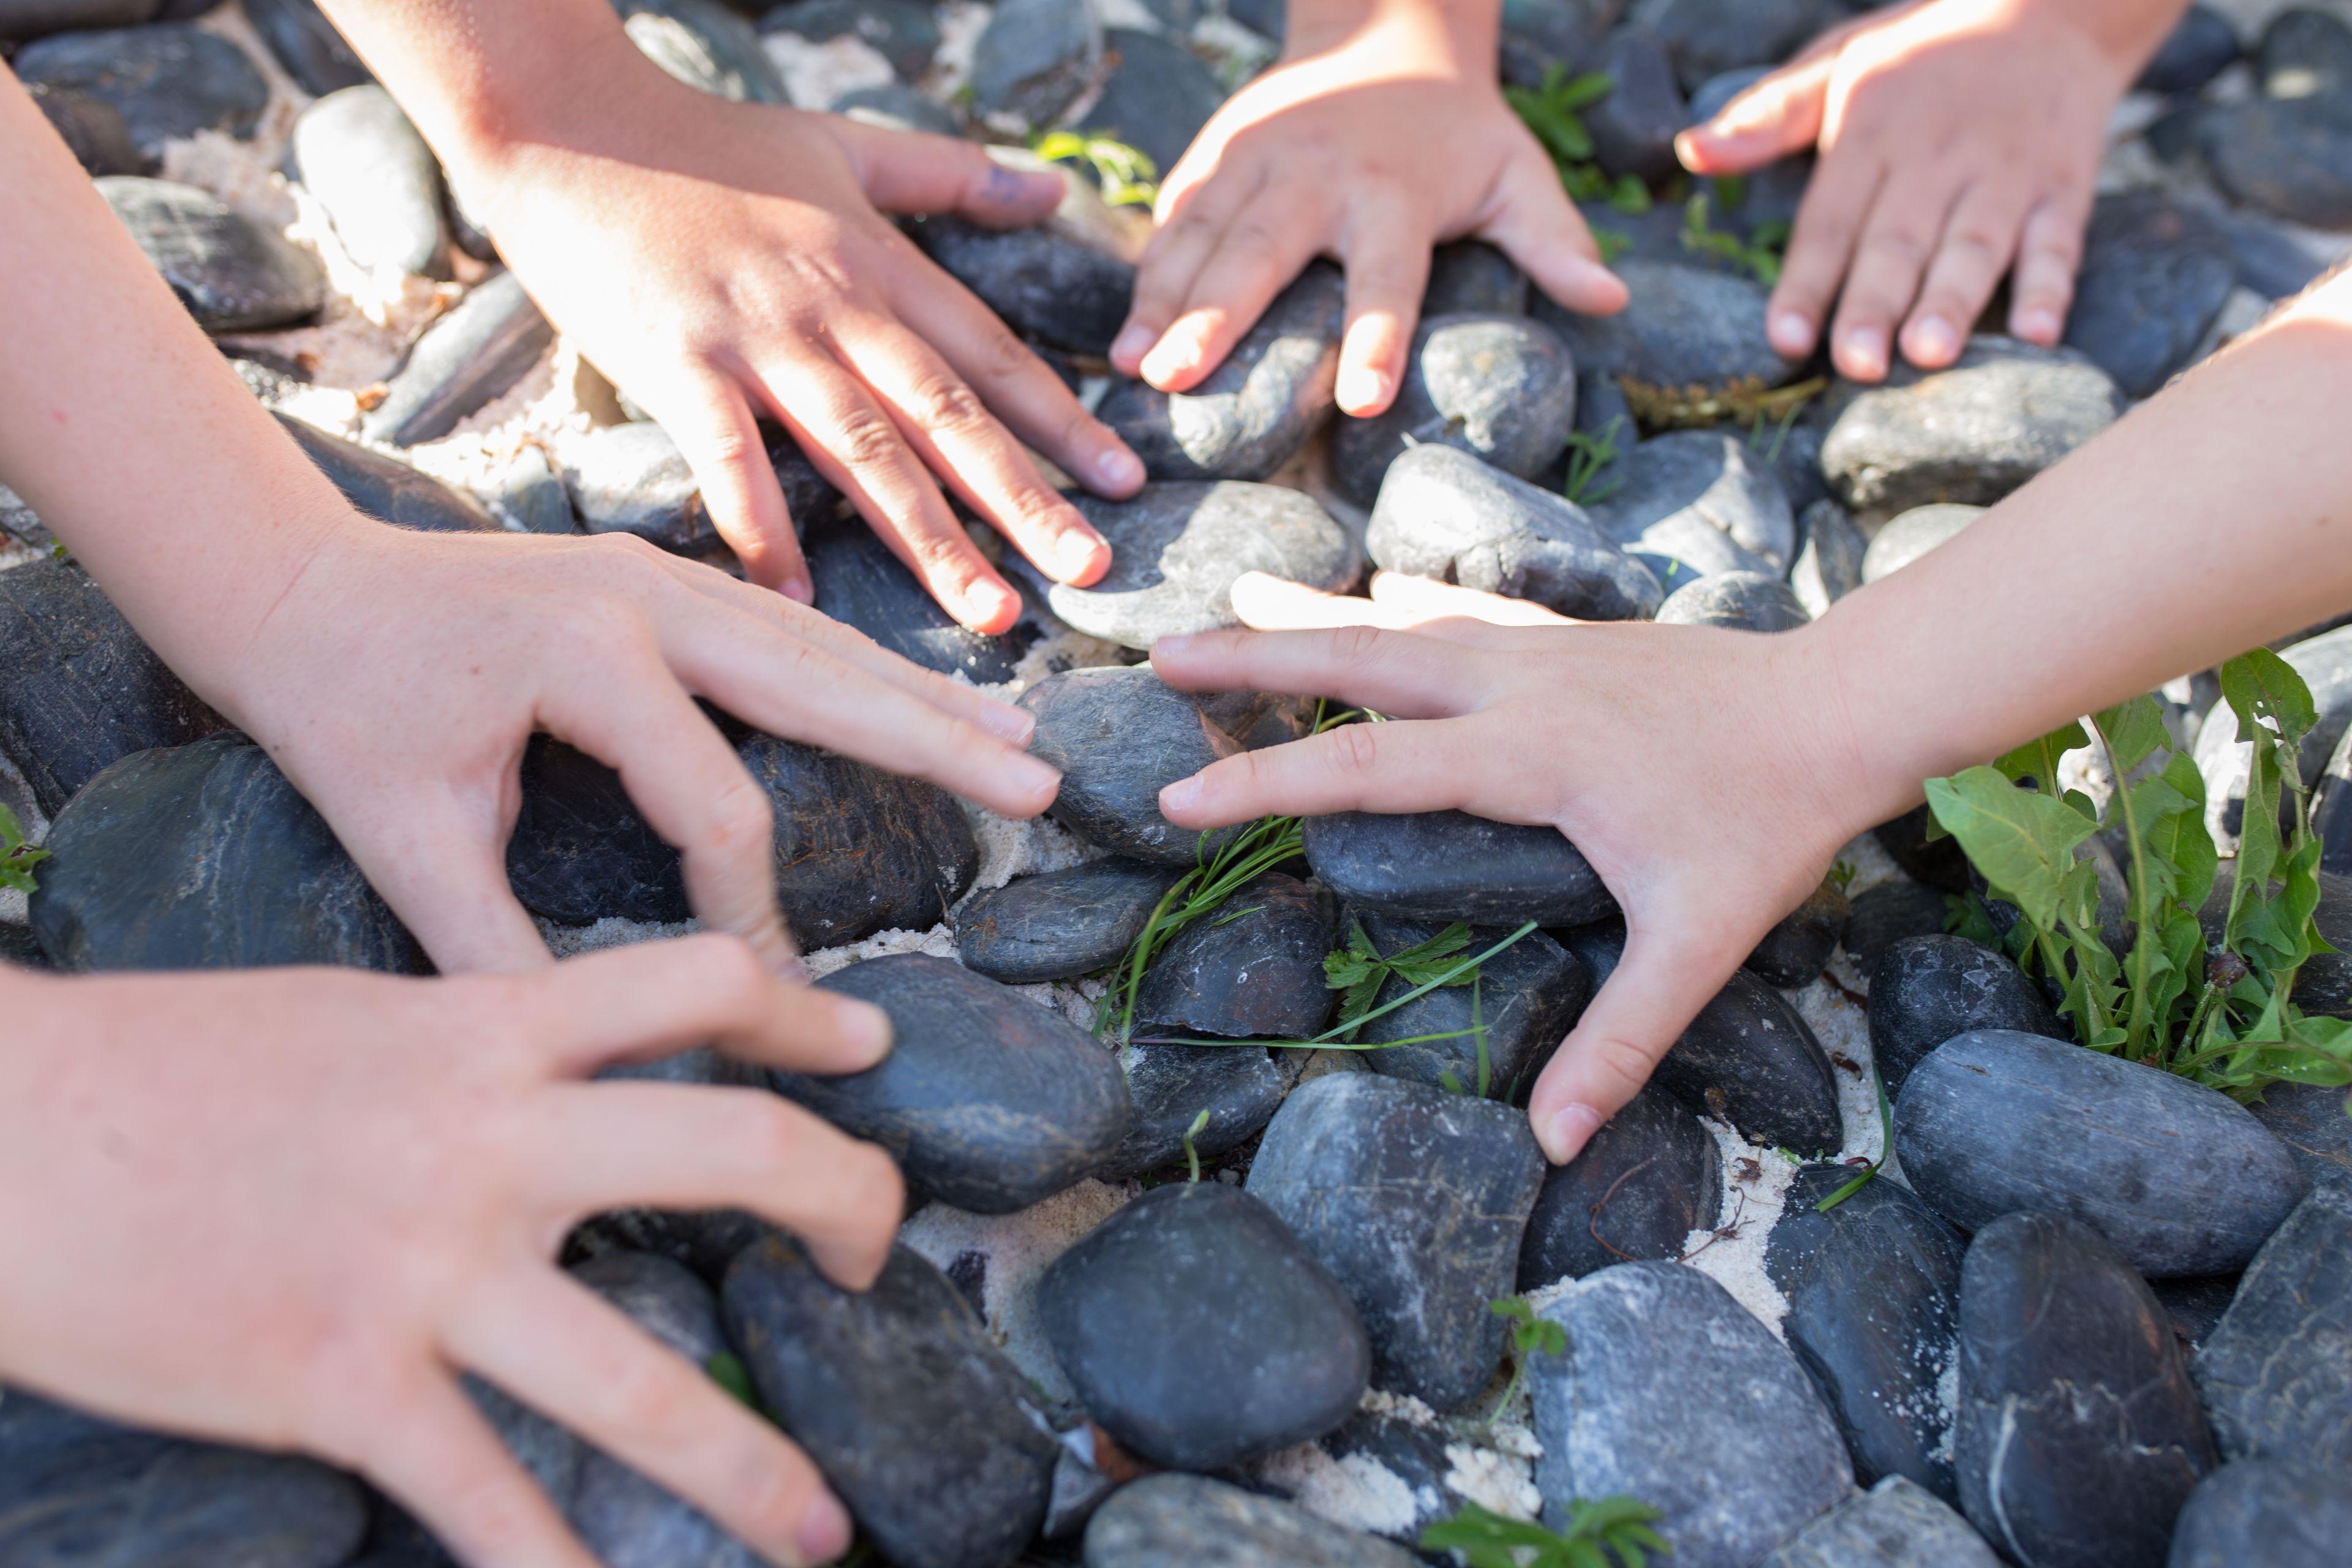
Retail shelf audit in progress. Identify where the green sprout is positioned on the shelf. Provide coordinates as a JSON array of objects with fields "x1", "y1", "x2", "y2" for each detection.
[
  {"x1": 1422, "y1": 1497, "x2": 1670, "y2": 1568},
  {"x1": 1182, "y1": 1107, "x2": 1211, "y2": 1183},
  {"x1": 1679, "y1": 190, "x2": 1787, "y2": 286},
  {"x1": 0, "y1": 805, "x2": 47, "y2": 896},
  {"x1": 1812, "y1": 1067, "x2": 1893, "y2": 1213},
  {"x1": 1484, "y1": 1294, "x2": 1567, "y2": 1426},
  {"x1": 1504, "y1": 67, "x2": 1652, "y2": 214},
  {"x1": 706, "y1": 1351, "x2": 761, "y2": 1414},
  {"x1": 1826, "y1": 858, "x2": 1858, "y2": 893},
  {"x1": 1030, "y1": 129, "x2": 1159, "y2": 208},
  {"x1": 1562, "y1": 415, "x2": 1627, "y2": 507}
]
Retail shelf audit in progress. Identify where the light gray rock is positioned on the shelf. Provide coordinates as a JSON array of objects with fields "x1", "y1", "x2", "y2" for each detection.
[
  {"x1": 1330, "y1": 313, "x2": 1580, "y2": 504},
  {"x1": 1536, "y1": 258, "x2": 1795, "y2": 393},
  {"x1": 1789, "y1": 501, "x2": 1867, "y2": 617},
  {"x1": 290, "y1": 86, "x2": 442, "y2": 277},
  {"x1": 1860, "y1": 504, "x2": 1983, "y2": 584},
  {"x1": 1761, "y1": 1477, "x2": 2000, "y2": 1568},
  {"x1": 362, "y1": 271, "x2": 552, "y2": 446},
  {"x1": 1083, "y1": 1474, "x2": 1421, "y2": 1568},
  {"x1": 1589, "y1": 428, "x2": 1796, "y2": 570},
  {"x1": 2167, "y1": 1458, "x2": 2352, "y2": 1568},
  {"x1": 2194, "y1": 1183, "x2": 2352, "y2": 1465}
]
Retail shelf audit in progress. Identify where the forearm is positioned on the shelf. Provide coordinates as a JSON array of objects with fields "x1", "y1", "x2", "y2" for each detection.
[
  {"x1": 1816, "y1": 272, "x2": 2352, "y2": 820},
  {"x1": 0, "y1": 69, "x2": 360, "y2": 714}
]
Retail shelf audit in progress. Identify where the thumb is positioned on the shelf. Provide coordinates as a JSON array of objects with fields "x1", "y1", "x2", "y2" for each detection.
[
  {"x1": 1675, "y1": 51, "x2": 1834, "y2": 175},
  {"x1": 1480, "y1": 151, "x2": 1628, "y2": 320},
  {"x1": 835, "y1": 121, "x2": 1066, "y2": 225}
]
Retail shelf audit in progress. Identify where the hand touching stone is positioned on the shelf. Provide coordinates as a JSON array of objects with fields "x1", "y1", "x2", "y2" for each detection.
[{"x1": 0, "y1": 939, "x2": 897, "y2": 1568}]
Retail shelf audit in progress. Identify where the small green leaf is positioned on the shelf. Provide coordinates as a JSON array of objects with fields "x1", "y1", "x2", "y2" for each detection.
[
  {"x1": 0, "y1": 804, "x2": 46, "y2": 896},
  {"x1": 706, "y1": 1351, "x2": 760, "y2": 1412}
]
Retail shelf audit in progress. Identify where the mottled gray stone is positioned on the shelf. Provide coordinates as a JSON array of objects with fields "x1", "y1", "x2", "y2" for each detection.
[
  {"x1": 1498, "y1": 0, "x2": 1620, "y2": 87},
  {"x1": 805, "y1": 516, "x2": 1029, "y2": 682},
  {"x1": 363, "y1": 271, "x2": 552, "y2": 445},
  {"x1": 1101, "y1": 1038, "x2": 1287, "y2": 1176},
  {"x1": 829, "y1": 80, "x2": 957, "y2": 134},
  {"x1": 291, "y1": 86, "x2": 442, "y2": 279},
  {"x1": 617, "y1": 0, "x2": 789, "y2": 102},
  {"x1": 1632, "y1": 0, "x2": 1830, "y2": 89},
  {"x1": 28, "y1": 81, "x2": 143, "y2": 174},
  {"x1": 1896, "y1": 1030, "x2": 2307, "y2": 1277},
  {"x1": 0, "y1": 0, "x2": 154, "y2": 44},
  {"x1": 2167, "y1": 1458, "x2": 2352, "y2": 1568},
  {"x1": 1744, "y1": 878, "x2": 1849, "y2": 988},
  {"x1": 1020, "y1": 665, "x2": 1242, "y2": 864},
  {"x1": 2180, "y1": 90, "x2": 2352, "y2": 229},
  {"x1": 560, "y1": 422, "x2": 720, "y2": 560},
  {"x1": 31, "y1": 730, "x2": 425, "y2": 972},
  {"x1": 1134, "y1": 872, "x2": 1335, "y2": 1039},
  {"x1": 1010, "y1": 481, "x2": 1357, "y2": 649},
  {"x1": 2139, "y1": 4, "x2": 2238, "y2": 95},
  {"x1": 1867, "y1": 935, "x2": 2062, "y2": 1097},
  {"x1": 1861, "y1": 503, "x2": 1982, "y2": 584},
  {"x1": 1655, "y1": 569, "x2": 1809, "y2": 630},
  {"x1": 760, "y1": 0, "x2": 938, "y2": 79},
  {"x1": 2245, "y1": 1081, "x2": 2352, "y2": 1194},
  {"x1": 1590, "y1": 428, "x2": 1796, "y2": 576},
  {"x1": 281, "y1": 415, "x2": 499, "y2": 532},
  {"x1": 1820, "y1": 341, "x2": 2124, "y2": 513},
  {"x1": 101, "y1": 176, "x2": 325, "y2": 331},
  {"x1": 1364, "y1": 443, "x2": 1662, "y2": 620},
  {"x1": 1353, "y1": 913, "x2": 1588, "y2": 1098},
  {"x1": 478, "y1": 447, "x2": 575, "y2": 535},
  {"x1": 1303, "y1": 810, "x2": 1615, "y2": 927},
  {"x1": 1099, "y1": 266, "x2": 1341, "y2": 482},
  {"x1": 1845, "y1": 881, "x2": 1953, "y2": 974},
  {"x1": 785, "y1": 954, "x2": 1130, "y2": 1213},
  {"x1": 1077, "y1": 29, "x2": 1225, "y2": 175},
  {"x1": 1518, "y1": 1084, "x2": 1719, "y2": 1287},
  {"x1": 1586, "y1": 27, "x2": 1685, "y2": 179},
  {"x1": 568, "y1": 1049, "x2": 767, "y2": 1278},
  {"x1": 1537, "y1": 259, "x2": 1795, "y2": 394},
  {"x1": 2064, "y1": 194, "x2": 2235, "y2": 398},
  {"x1": 2193, "y1": 1183, "x2": 2352, "y2": 1464},
  {"x1": 723, "y1": 1238, "x2": 1057, "y2": 1568},
  {"x1": 1039, "y1": 1183, "x2": 1370, "y2": 1469},
  {"x1": 913, "y1": 218, "x2": 1133, "y2": 355},
  {"x1": 1424, "y1": 240, "x2": 1528, "y2": 315},
  {"x1": 1330, "y1": 313, "x2": 1578, "y2": 504},
  {"x1": 970, "y1": 0, "x2": 1099, "y2": 121},
  {"x1": 958, "y1": 858, "x2": 1182, "y2": 983},
  {"x1": 1083, "y1": 1474, "x2": 1420, "y2": 1568},
  {"x1": 1954, "y1": 1212, "x2": 2217, "y2": 1567},
  {"x1": 239, "y1": 0, "x2": 369, "y2": 96},
  {"x1": 1762, "y1": 1477, "x2": 2000, "y2": 1568},
  {"x1": 1534, "y1": 1262, "x2": 1854, "y2": 1567},
  {"x1": 15, "y1": 23, "x2": 266, "y2": 155}
]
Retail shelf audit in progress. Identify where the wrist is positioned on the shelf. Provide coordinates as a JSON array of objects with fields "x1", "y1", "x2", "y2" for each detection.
[{"x1": 1281, "y1": 0, "x2": 1498, "y2": 67}]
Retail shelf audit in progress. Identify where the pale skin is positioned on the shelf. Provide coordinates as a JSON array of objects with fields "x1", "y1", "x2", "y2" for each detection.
[
  {"x1": 314, "y1": 0, "x2": 1148, "y2": 634},
  {"x1": 1152, "y1": 267, "x2": 2352, "y2": 1164}
]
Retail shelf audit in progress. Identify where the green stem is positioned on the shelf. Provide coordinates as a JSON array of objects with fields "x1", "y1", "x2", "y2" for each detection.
[{"x1": 2087, "y1": 714, "x2": 2159, "y2": 1059}]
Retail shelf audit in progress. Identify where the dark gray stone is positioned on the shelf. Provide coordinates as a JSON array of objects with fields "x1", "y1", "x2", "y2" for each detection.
[
  {"x1": 1352, "y1": 913, "x2": 1588, "y2": 1098},
  {"x1": 2245, "y1": 1081, "x2": 2352, "y2": 1194},
  {"x1": 1873, "y1": 801, "x2": 1973, "y2": 894},
  {"x1": 1570, "y1": 925, "x2": 1845, "y2": 1153},
  {"x1": 1303, "y1": 810, "x2": 1615, "y2": 927},
  {"x1": 1098, "y1": 266, "x2": 1341, "y2": 483},
  {"x1": 804, "y1": 516, "x2": 1029, "y2": 682},
  {"x1": 2064, "y1": 194, "x2": 2236, "y2": 399},
  {"x1": 2138, "y1": 4, "x2": 2237, "y2": 95},
  {"x1": 28, "y1": 81, "x2": 143, "y2": 174},
  {"x1": 1134, "y1": 872, "x2": 1335, "y2": 1039},
  {"x1": 0, "y1": 0, "x2": 155, "y2": 43},
  {"x1": 1533, "y1": 1262, "x2": 1853, "y2": 1566},
  {"x1": 292, "y1": 86, "x2": 443, "y2": 279},
  {"x1": 1861, "y1": 503, "x2": 1982, "y2": 584},
  {"x1": 2167, "y1": 1458, "x2": 2352, "y2": 1568},
  {"x1": 1655, "y1": 569, "x2": 1809, "y2": 630},
  {"x1": 2155, "y1": 1273, "x2": 2241, "y2": 1350},
  {"x1": 568, "y1": 1050, "x2": 767, "y2": 1280},
  {"x1": 2212, "y1": 206, "x2": 2329, "y2": 299},
  {"x1": 1039, "y1": 1183, "x2": 1370, "y2": 1469},
  {"x1": 1083, "y1": 1474, "x2": 1420, "y2": 1568},
  {"x1": 723, "y1": 1237, "x2": 1057, "y2": 1568},
  {"x1": 1586, "y1": 28, "x2": 1685, "y2": 180},
  {"x1": 363, "y1": 271, "x2": 552, "y2": 446},
  {"x1": 1424, "y1": 241, "x2": 1527, "y2": 315},
  {"x1": 969, "y1": 0, "x2": 1098, "y2": 122},
  {"x1": 1761, "y1": 1477, "x2": 2000, "y2": 1568},
  {"x1": 1867, "y1": 935, "x2": 2063, "y2": 1098},
  {"x1": 617, "y1": 0, "x2": 790, "y2": 102},
  {"x1": 0, "y1": 560, "x2": 223, "y2": 818},
  {"x1": 31, "y1": 730, "x2": 424, "y2": 972},
  {"x1": 1744, "y1": 878, "x2": 1848, "y2": 988},
  {"x1": 1363, "y1": 443, "x2": 1663, "y2": 620},
  {"x1": 477, "y1": 448, "x2": 576, "y2": 535},
  {"x1": 1684, "y1": 63, "x2": 1766, "y2": 124},
  {"x1": 1894, "y1": 1029, "x2": 2307, "y2": 1277},
  {"x1": 1020, "y1": 665, "x2": 1243, "y2": 864},
  {"x1": 1536, "y1": 257, "x2": 1795, "y2": 394},
  {"x1": 785, "y1": 954, "x2": 1129, "y2": 1213},
  {"x1": 1769, "y1": 1163, "x2": 1967, "y2": 1499},
  {"x1": 829, "y1": 80, "x2": 958, "y2": 135},
  {"x1": 1589, "y1": 428, "x2": 1796, "y2": 577},
  {"x1": 911, "y1": 219, "x2": 1133, "y2": 356},
  {"x1": 560, "y1": 423, "x2": 720, "y2": 560},
  {"x1": 280, "y1": 415, "x2": 500, "y2": 532},
  {"x1": 1517, "y1": 1084, "x2": 1719, "y2": 1286},
  {"x1": 2194, "y1": 1183, "x2": 2352, "y2": 1464},
  {"x1": 1845, "y1": 880, "x2": 1954, "y2": 974},
  {"x1": 1009, "y1": 481, "x2": 1357, "y2": 649},
  {"x1": 239, "y1": 0, "x2": 368, "y2": 96},
  {"x1": 2257, "y1": 6, "x2": 2352, "y2": 97},
  {"x1": 0, "y1": 1389, "x2": 369, "y2": 1568},
  {"x1": 1101, "y1": 1037, "x2": 1286, "y2": 1176},
  {"x1": 1330, "y1": 313, "x2": 1578, "y2": 505},
  {"x1": 1498, "y1": 0, "x2": 1621, "y2": 87},
  {"x1": 2174, "y1": 92, "x2": 2352, "y2": 228},
  {"x1": 1632, "y1": 0, "x2": 1829, "y2": 89},
  {"x1": 1247, "y1": 1073, "x2": 1547, "y2": 1409},
  {"x1": 1954, "y1": 1212, "x2": 2217, "y2": 1567},
  {"x1": 101, "y1": 177, "x2": 325, "y2": 332},
  {"x1": 760, "y1": 0, "x2": 937, "y2": 79},
  {"x1": 1077, "y1": 29, "x2": 1225, "y2": 175},
  {"x1": 957, "y1": 858, "x2": 1182, "y2": 983},
  {"x1": 1820, "y1": 339, "x2": 2124, "y2": 513},
  {"x1": 15, "y1": 23, "x2": 266, "y2": 155}
]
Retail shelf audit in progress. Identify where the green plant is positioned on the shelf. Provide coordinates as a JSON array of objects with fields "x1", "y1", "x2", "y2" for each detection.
[
  {"x1": 1812, "y1": 1066, "x2": 1892, "y2": 1213},
  {"x1": 706, "y1": 1350, "x2": 761, "y2": 1413},
  {"x1": 1679, "y1": 191, "x2": 1787, "y2": 286},
  {"x1": 1504, "y1": 68, "x2": 1651, "y2": 214},
  {"x1": 0, "y1": 805, "x2": 46, "y2": 895},
  {"x1": 1421, "y1": 1498, "x2": 1669, "y2": 1568},
  {"x1": 1181, "y1": 1107, "x2": 1210, "y2": 1182},
  {"x1": 1095, "y1": 812, "x2": 1308, "y2": 1045},
  {"x1": 1327, "y1": 919, "x2": 1476, "y2": 1022},
  {"x1": 1562, "y1": 415, "x2": 1626, "y2": 507},
  {"x1": 1826, "y1": 858, "x2": 1858, "y2": 893},
  {"x1": 1588, "y1": 225, "x2": 1630, "y2": 266},
  {"x1": 1926, "y1": 649, "x2": 2352, "y2": 1095},
  {"x1": 1030, "y1": 129, "x2": 1159, "y2": 207},
  {"x1": 1483, "y1": 1295, "x2": 1566, "y2": 1425}
]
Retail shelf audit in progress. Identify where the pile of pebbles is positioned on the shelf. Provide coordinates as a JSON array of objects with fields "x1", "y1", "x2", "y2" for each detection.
[{"x1": 4, "y1": 0, "x2": 2352, "y2": 1565}]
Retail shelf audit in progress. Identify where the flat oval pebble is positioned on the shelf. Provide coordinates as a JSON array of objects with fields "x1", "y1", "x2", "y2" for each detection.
[
  {"x1": 1020, "y1": 665, "x2": 1242, "y2": 864},
  {"x1": 1844, "y1": 881, "x2": 1958, "y2": 973},
  {"x1": 1517, "y1": 1084, "x2": 1721, "y2": 1287},
  {"x1": 618, "y1": 0, "x2": 789, "y2": 102},
  {"x1": 31, "y1": 730, "x2": 425, "y2": 973},
  {"x1": 1585, "y1": 26, "x2": 1685, "y2": 178},
  {"x1": 957, "y1": 858, "x2": 1182, "y2": 983},
  {"x1": 913, "y1": 217, "x2": 1131, "y2": 355},
  {"x1": 1860, "y1": 503, "x2": 1982, "y2": 584},
  {"x1": 805, "y1": 516, "x2": 1030, "y2": 682},
  {"x1": 2168, "y1": 1458, "x2": 2352, "y2": 1568},
  {"x1": 1247, "y1": 1072, "x2": 1546, "y2": 1409},
  {"x1": 2062, "y1": 192, "x2": 2235, "y2": 399},
  {"x1": 1532, "y1": 1262, "x2": 1855, "y2": 1568},
  {"x1": 1791, "y1": 499, "x2": 1868, "y2": 618},
  {"x1": 1893, "y1": 1028, "x2": 2305, "y2": 1276},
  {"x1": 1866, "y1": 935, "x2": 2062, "y2": 1096},
  {"x1": 280, "y1": 414, "x2": 499, "y2": 532},
  {"x1": 361, "y1": 271, "x2": 554, "y2": 447},
  {"x1": 29, "y1": 80, "x2": 143, "y2": 175},
  {"x1": 560, "y1": 422, "x2": 722, "y2": 560},
  {"x1": 2175, "y1": 95, "x2": 2352, "y2": 229},
  {"x1": 1134, "y1": 872, "x2": 1335, "y2": 1039},
  {"x1": 1536, "y1": 258, "x2": 1795, "y2": 396},
  {"x1": 102, "y1": 176, "x2": 326, "y2": 332},
  {"x1": 967, "y1": 0, "x2": 1098, "y2": 122},
  {"x1": 1010, "y1": 481, "x2": 1358, "y2": 649},
  {"x1": 786, "y1": 954, "x2": 1130, "y2": 1214},
  {"x1": 760, "y1": 0, "x2": 940, "y2": 78},
  {"x1": 291, "y1": 85, "x2": 443, "y2": 279},
  {"x1": 1302, "y1": 809, "x2": 1616, "y2": 927},
  {"x1": 240, "y1": 0, "x2": 371, "y2": 96},
  {"x1": 723, "y1": 1237, "x2": 1058, "y2": 1568},
  {"x1": 1075, "y1": 28, "x2": 1225, "y2": 174},
  {"x1": 15, "y1": 23, "x2": 266, "y2": 155},
  {"x1": 1954, "y1": 1212, "x2": 2217, "y2": 1567},
  {"x1": 1352, "y1": 913, "x2": 1589, "y2": 1098},
  {"x1": 2193, "y1": 1183, "x2": 2352, "y2": 1465},
  {"x1": 1330, "y1": 313, "x2": 1579, "y2": 505},
  {"x1": 1760, "y1": 1476, "x2": 2000, "y2": 1568},
  {"x1": 1084, "y1": 1473, "x2": 1420, "y2": 1568},
  {"x1": 1099, "y1": 265, "x2": 1341, "y2": 482},
  {"x1": 1654, "y1": 570, "x2": 1809, "y2": 630},
  {"x1": 1100, "y1": 1038, "x2": 1286, "y2": 1176},
  {"x1": 1363, "y1": 443, "x2": 1662, "y2": 620},
  {"x1": 1588, "y1": 428, "x2": 1797, "y2": 573},
  {"x1": 1743, "y1": 877, "x2": 1849, "y2": 988},
  {"x1": 2139, "y1": 3, "x2": 2239, "y2": 95},
  {"x1": 1039, "y1": 1182, "x2": 1370, "y2": 1470}
]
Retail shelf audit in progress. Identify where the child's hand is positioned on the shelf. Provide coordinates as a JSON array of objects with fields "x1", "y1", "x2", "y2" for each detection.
[
  {"x1": 1148, "y1": 571, "x2": 1875, "y2": 1162},
  {"x1": 1108, "y1": 2, "x2": 1626, "y2": 416},
  {"x1": 0, "y1": 938, "x2": 896, "y2": 1568},
  {"x1": 1676, "y1": 0, "x2": 2179, "y2": 380}
]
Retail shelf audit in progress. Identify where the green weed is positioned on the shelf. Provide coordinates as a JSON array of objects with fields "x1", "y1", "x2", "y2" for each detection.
[
  {"x1": 1030, "y1": 129, "x2": 1159, "y2": 207},
  {"x1": 1562, "y1": 415, "x2": 1627, "y2": 507},
  {"x1": 1504, "y1": 68, "x2": 1652, "y2": 214},
  {"x1": 1421, "y1": 1496, "x2": 1669, "y2": 1568},
  {"x1": 0, "y1": 805, "x2": 46, "y2": 896},
  {"x1": 1679, "y1": 190, "x2": 1787, "y2": 286}
]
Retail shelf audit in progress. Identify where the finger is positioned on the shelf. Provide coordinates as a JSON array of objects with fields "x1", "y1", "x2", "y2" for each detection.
[
  {"x1": 1137, "y1": 183, "x2": 1325, "y2": 393},
  {"x1": 2006, "y1": 184, "x2": 2093, "y2": 347},
  {"x1": 1111, "y1": 161, "x2": 1264, "y2": 374},
  {"x1": 664, "y1": 375, "x2": 812, "y2": 601},
  {"x1": 759, "y1": 353, "x2": 1023, "y2": 634},
  {"x1": 1478, "y1": 153, "x2": 1628, "y2": 319},
  {"x1": 840, "y1": 317, "x2": 1112, "y2": 586},
  {"x1": 1898, "y1": 181, "x2": 2034, "y2": 370},
  {"x1": 1367, "y1": 570, "x2": 1578, "y2": 628},
  {"x1": 360, "y1": 1372, "x2": 600, "y2": 1568},
  {"x1": 536, "y1": 646, "x2": 795, "y2": 973},
  {"x1": 1156, "y1": 717, "x2": 1502, "y2": 828},
  {"x1": 533, "y1": 1082, "x2": 903, "y2": 1286},
  {"x1": 323, "y1": 781, "x2": 552, "y2": 976},
  {"x1": 1148, "y1": 623, "x2": 1490, "y2": 718},
  {"x1": 450, "y1": 1276, "x2": 852, "y2": 1568},
  {"x1": 1335, "y1": 202, "x2": 1433, "y2": 416},
  {"x1": 1765, "y1": 151, "x2": 1885, "y2": 361},
  {"x1": 1231, "y1": 570, "x2": 1548, "y2": 646},
  {"x1": 1674, "y1": 51, "x2": 1835, "y2": 175},
  {"x1": 1827, "y1": 174, "x2": 1964, "y2": 381},
  {"x1": 1526, "y1": 916, "x2": 1744, "y2": 1163},
  {"x1": 891, "y1": 265, "x2": 1145, "y2": 500},
  {"x1": 837, "y1": 119, "x2": 1066, "y2": 227},
  {"x1": 654, "y1": 594, "x2": 1062, "y2": 819},
  {"x1": 514, "y1": 933, "x2": 889, "y2": 1075}
]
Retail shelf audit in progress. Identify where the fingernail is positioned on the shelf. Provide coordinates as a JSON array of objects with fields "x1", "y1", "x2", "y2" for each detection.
[
  {"x1": 979, "y1": 701, "x2": 1035, "y2": 746},
  {"x1": 1160, "y1": 775, "x2": 1202, "y2": 813},
  {"x1": 1840, "y1": 326, "x2": 1888, "y2": 380},
  {"x1": 1058, "y1": 530, "x2": 1107, "y2": 579},
  {"x1": 1542, "y1": 1103, "x2": 1605, "y2": 1164},
  {"x1": 2016, "y1": 306, "x2": 2060, "y2": 342},
  {"x1": 780, "y1": 575, "x2": 815, "y2": 606},
  {"x1": 1908, "y1": 314, "x2": 1957, "y2": 363},
  {"x1": 1095, "y1": 445, "x2": 1145, "y2": 491},
  {"x1": 1768, "y1": 311, "x2": 1814, "y2": 355},
  {"x1": 847, "y1": 999, "x2": 893, "y2": 1058},
  {"x1": 1012, "y1": 750, "x2": 1063, "y2": 797},
  {"x1": 1110, "y1": 324, "x2": 1155, "y2": 365},
  {"x1": 1338, "y1": 365, "x2": 1388, "y2": 413},
  {"x1": 797, "y1": 1490, "x2": 854, "y2": 1564},
  {"x1": 1152, "y1": 632, "x2": 1194, "y2": 661},
  {"x1": 1140, "y1": 336, "x2": 1198, "y2": 385},
  {"x1": 969, "y1": 579, "x2": 1021, "y2": 628}
]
